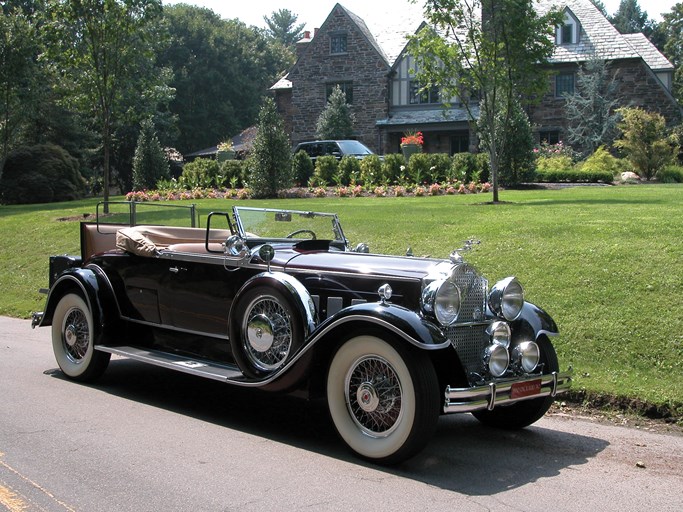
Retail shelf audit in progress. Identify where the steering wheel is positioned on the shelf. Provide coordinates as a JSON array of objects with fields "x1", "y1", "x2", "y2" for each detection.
[{"x1": 286, "y1": 229, "x2": 317, "y2": 240}]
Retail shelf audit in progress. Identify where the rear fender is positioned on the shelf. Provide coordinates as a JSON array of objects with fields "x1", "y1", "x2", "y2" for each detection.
[{"x1": 38, "y1": 266, "x2": 119, "y2": 343}]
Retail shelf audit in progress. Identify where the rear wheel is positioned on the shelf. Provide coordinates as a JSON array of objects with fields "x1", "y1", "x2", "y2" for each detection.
[
  {"x1": 473, "y1": 337, "x2": 559, "y2": 429},
  {"x1": 51, "y1": 293, "x2": 110, "y2": 382},
  {"x1": 326, "y1": 334, "x2": 439, "y2": 464}
]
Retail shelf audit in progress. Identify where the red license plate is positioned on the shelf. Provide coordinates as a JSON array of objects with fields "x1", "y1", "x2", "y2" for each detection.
[{"x1": 510, "y1": 379, "x2": 542, "y2": 399}]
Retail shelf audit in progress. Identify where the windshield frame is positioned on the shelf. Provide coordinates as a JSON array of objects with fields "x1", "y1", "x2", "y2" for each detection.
[{"x1": 233, "y1": 206, "x2": 348, "y2": 245}]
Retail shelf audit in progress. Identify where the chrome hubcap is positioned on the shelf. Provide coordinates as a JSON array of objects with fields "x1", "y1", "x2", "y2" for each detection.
[
  {"x1": 62, "y1": 308, "x2": 89, "y2": 363},
  {"x1": 243, "y1": 297, "x2": 293, "y2": 371},
  {"x1": 247, "y1": 314, "x2": 274, "y2": 352},
  {"x1": 345, "y1": 355, "x2": 403, "y2": 437},
  {"x1": 356, "y1": 383, "x2": 380, "y2": 413}
]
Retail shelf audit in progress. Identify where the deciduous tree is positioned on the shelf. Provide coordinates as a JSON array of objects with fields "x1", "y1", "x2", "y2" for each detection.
[
  {"x1": 48, "y1": 0, "x2": 166, "y2": 209},
  {"x1": 409, "y1": 0, "x2": 562, "y2": 202}
]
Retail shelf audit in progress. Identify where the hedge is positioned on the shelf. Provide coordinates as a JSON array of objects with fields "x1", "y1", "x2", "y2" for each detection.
[{"x1": 536, "y1": 169, "x2": 614, "y2": 183}]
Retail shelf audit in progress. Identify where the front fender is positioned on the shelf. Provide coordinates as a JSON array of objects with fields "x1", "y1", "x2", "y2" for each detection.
[
  {"x1": 314, "y1": 302, "x2": 449, "y2": 349},
  {"x1": 513, "y1": 301, "x2": 559, "y2": 340}
]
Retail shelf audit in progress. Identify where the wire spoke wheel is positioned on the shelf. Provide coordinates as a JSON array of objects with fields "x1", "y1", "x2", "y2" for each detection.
[
  {"x1": 243, "y1": 296, "x2": 293, "y2": 371},
  {"x1": 51, "y1": 293, "x2": 110, "y2": 382},
  {"x1": 327, "y1": 334, "x2": 439, "y2": 464},
  {"x1": 346, "y1": 355, "x2": 403, "y2": 437}
]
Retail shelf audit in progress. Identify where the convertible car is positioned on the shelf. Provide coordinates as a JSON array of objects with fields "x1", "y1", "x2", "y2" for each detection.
[{"x1": 33, "y1": 203, "x2": 571, "y2": 464}]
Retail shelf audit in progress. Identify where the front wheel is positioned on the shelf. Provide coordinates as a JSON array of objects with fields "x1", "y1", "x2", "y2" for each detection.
[
  {"x1": 326, "y1": 334, "x2": 439, "y2": 464},
  {"x1": 473, "y1": 337, "x2": 559, "y2": 429},
  {"x1": 51, "y1": 293, "x2": 110, "y2": 382}
]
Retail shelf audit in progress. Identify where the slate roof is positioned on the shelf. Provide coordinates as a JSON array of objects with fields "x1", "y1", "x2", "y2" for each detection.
[
  {"x1": 622, "y1": 33, "x2": 674, "y2": 71},
  {"x1": 376, "y1": 106, "x2": 479, "y2": 126}
]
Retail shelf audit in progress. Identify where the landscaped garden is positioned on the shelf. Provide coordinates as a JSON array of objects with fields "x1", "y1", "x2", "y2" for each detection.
[{"x1": 1, "y1": 184, "x2": 682, "y2": 421}]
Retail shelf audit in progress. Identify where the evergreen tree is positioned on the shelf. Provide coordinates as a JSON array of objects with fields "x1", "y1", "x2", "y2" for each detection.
[
  {"x1": 316, "y1": 85, "x2": 355, "y2": 140},
  {"x1": 660, "y1": 3, "x2": 683, "y2": 104},
  {"x1": 248, "y1": 98, "x2": 292, "y2": 198},
  {"x1": 132, "y1": 118, "x2": 169, "y2": 191},
  {"x1": 610, "y1": 0, "x2": 654, "y2": 36},
  {"x1": 564, "y1": 57, "x2": 621, "y2": 157},
  {"x1": 264, "y1": 9, "x2": 304, "y2": 47},
  {"x1": 497, "y1": 100, "x2": 535, "y2": 186}
]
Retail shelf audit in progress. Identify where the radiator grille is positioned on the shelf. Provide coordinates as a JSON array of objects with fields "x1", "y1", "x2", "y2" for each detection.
[
  {"x1": 446, "y1": 266, "x2": 490, "y2": 380},
  {"x1": 445, "y1": 324, "x2": 489, "y2": 378}
]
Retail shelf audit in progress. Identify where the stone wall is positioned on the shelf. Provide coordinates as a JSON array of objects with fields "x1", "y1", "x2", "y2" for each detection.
[
  {"x1": 529, "y1": 59, "x2": 682, "y2": 143},
  {"x1": 284, "y1": 6, "x2": 389, "y2": 152}
]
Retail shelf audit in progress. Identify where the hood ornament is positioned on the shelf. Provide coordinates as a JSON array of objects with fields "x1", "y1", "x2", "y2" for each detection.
[{"x1": 449, "y1": 239, "x2": 480, "y2": 264}]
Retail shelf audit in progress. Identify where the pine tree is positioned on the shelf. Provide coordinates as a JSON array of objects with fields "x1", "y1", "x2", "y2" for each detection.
[
  {"x1": 248, "y1": 98, "x2": 292, "y2": 198},
  {"x1": 316, "y1": 85, "x2": 355, "y2": 140},
  {"x1": 564, "y1": 57, "x2": 621, "y2": 157},
  {"x1": 132, "y1": 118, "x2": 169, "y2": 191}
]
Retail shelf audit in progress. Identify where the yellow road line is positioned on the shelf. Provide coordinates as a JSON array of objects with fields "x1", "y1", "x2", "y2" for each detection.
[{"x1": 0, "y1": 453, "x2": 76, "y2": 512}]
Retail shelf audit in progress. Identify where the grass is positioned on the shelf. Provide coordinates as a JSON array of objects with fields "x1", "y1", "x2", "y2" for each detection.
[{"x1": 1, "y1": 185, "x2": 682, "y2": 416}]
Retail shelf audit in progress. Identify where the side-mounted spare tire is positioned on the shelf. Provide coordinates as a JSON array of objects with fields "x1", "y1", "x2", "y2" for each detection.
[{"x1": 229, "y1": 280, "x2": 310, "y2": 379}]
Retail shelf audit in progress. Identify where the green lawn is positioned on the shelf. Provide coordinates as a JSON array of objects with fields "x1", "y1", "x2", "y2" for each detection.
[{"x1": 1, "y1": 185, "x2": 682, "y2": 416}]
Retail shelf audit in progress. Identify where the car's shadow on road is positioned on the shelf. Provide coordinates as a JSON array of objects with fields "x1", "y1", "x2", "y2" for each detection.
[{"x1": 48, "y1": 359, "x2": 608, "y2": 495}]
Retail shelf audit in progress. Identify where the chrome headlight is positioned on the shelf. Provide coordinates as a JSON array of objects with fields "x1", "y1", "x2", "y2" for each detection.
[
  {"x1": 487, "y1": 321, "x2": 511, "y2": 348},
  {"x1": 512, "y1": 341, "x2": 540, "y2": 373},
  {"x1": 421, "y1": 279, "x2": 461, "y2": 326},
  {"x1": 484, "y1": 344, "x2": 509, "y2": 377},
  {"x1": 489, "y1": 277, "x2": 524, "y2": 321}
]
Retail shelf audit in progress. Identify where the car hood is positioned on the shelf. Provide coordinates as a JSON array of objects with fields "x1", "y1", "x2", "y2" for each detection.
[{"x1": 275, "y1": 249, "x2": 446, "y2": 281}]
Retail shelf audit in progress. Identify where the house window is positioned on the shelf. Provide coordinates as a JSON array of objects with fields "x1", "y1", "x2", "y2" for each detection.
[
  {"x1": 555, "y1": 73, "x2": 575, "y2": 97},
  {"x1": 539, "y1": 130, "x2": 560, "y2": 145},
  {"x1": 556, "y1": 10, "x2": 580, "y2": 45},
  {"x1": 330, "y1": 33, "x2": 347, "y2": 54},
  {"x1": 326, "y1": 82, "x2": 353, "y2": 103},
  {"x1": 409, "y1": 81, "x2": 439, "y2": 104},
  {"x1": 450, "y1": 132, "x2": 470, "y2": 154}
]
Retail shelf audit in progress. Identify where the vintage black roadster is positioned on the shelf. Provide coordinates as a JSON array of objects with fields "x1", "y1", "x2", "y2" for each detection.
[{"x1": 33, "y1": 203, "x2": 571, "y2": 464}]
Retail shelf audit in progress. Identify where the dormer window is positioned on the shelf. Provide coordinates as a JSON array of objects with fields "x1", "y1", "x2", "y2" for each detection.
[
  {"x1": 330, "y1": 33, "x2": 347, "y2": 54},
  {"x1": 556, "y1": 9, "x2": 580, "y2": 45}
]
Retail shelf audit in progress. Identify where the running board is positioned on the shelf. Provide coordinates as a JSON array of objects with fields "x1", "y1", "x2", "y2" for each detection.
[{"x1": 96, "y1": 345, "x2": 244, "y2": 383}]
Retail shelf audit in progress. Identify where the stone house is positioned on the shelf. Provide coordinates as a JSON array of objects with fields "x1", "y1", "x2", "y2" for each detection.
[{"x1": 271, "y1": 0, "x2": 681, "y2": 155}]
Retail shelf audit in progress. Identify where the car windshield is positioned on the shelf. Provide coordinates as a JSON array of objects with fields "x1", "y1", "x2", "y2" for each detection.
[
  {"x1": 234, "y1": 207, "x2": 346, "y2": 242},
  {"x1": 336, "y1": 140, "x2": 373, "y2": 155}
]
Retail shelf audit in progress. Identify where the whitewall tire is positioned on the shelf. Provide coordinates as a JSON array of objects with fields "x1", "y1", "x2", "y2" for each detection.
[
  {"x1": 51, "y1": 293, "x2": 110, "y2": 382},
  {"x1": 326, "y1": 334, "x2": 439, "y2": 464}
]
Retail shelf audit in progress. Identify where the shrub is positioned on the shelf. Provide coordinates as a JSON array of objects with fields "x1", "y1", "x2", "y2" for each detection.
[
  {"x1": 382, "y1": 153, "x2": 405, "y2": 184},
  {"x1": 359, "y1": 154, "x2": 383, "y2": 186},
  {"x1": 536, "y1": 155, "x2": 574, "y2": 174},
  {"x1": 220, "y1": 159, "x2": 246, "y2": 188},
  {"x1": 0, "y1": 144, "x2": 86, "y2": 204},
  {"x1": 449, "y1": 152, "x2": 478, "y2": 182},
  {"x1": 580, "y1": 146, "x2": 620, "y2": 177},
  {"x1": 292, "y1": 150, "x2": 314, "y2": 186},
  {"x1": 498, "y1": 99, "x2": 536, "y2": 186},
  {"x1": 475, "y1": 153, "x2": 490, "y2": 183},
  {"x1": 536, "y1": 168, "x2": 613, "y2": 183},
  {"x1": 426, "y1": 153, "x2": 451, "y2": 183},
  {"x1": 179, "y1": 158, "x2": 220, "y2": 189},
  {"x1": 406, "y1": 152, "x2": 431, "y2": 184},
  {"x1": 614, "y1": 107, "x2": 678, "y2": 180},
  {"x1": 337, "y1": 156, "x2": 361, "y2": 186},
  {"x1": 657, "y1": 165, "x2": 683, "y2": 183},
  {"x1": 313, "y1": 155, "x2": 339, "y2": 186}
]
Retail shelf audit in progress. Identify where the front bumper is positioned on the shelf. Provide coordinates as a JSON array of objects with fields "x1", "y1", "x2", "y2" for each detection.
[{"x1": 443, "y1": 370, "x2": 572, "y2": 413}]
